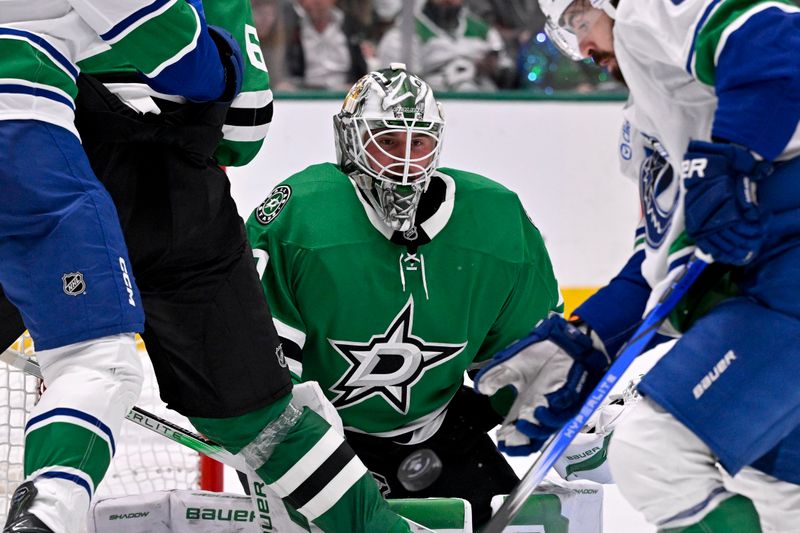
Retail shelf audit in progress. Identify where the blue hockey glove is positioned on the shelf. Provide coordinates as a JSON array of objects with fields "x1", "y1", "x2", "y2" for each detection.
[
  {"x1": 206, "y1": 25, "x2": 244, "y2": 102},
  {"x1": 682, "y1": 141, "x2": 773, "y2": 265},
  {"x1": 473, "y1": 316, "x2": 611, "y2": 456}
]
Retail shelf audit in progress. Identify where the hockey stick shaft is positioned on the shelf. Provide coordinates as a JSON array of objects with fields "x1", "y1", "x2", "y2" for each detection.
[
  {"x1": 482, "y1": 253, "x2": 710, "y2": 533},
  {"x1": 0, "y1": 348, "x2": 248, "y2": 472}
]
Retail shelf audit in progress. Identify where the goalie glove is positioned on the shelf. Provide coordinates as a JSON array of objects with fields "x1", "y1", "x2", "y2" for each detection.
[{"x1": 474, "y1": 315, "x2": 611, "y2": 456}]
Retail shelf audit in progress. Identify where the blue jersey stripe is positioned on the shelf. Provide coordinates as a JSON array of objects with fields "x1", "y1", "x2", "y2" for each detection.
[
  {"x1": 0, "y1": 28, "x2": 78, "y2": 79},
  {"x1": 0, "y1": 84, "x2": 74, "y2": 110},
  {"x1": 27, "y1": 407, "x2": 116, "y2": 455},
  {"x1": 685, "y1": 0, "x2": 724, "y2": 75},
  {"x1": 38, "y1": 471, "x2": 93, "y2": 498},
  {"x1": 100, "y1": 0, "x2": 173, "y2": 42}
]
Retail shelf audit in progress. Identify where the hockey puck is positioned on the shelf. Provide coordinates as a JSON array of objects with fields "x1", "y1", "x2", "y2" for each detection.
[{"x1": 397, "y1": 448, "x2": 442, "y2": 492}]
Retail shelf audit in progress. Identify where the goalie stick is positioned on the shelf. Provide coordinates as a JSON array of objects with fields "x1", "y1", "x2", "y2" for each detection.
[{"x1": 481, "y1": 253, "x2": 710, "y2": 533}]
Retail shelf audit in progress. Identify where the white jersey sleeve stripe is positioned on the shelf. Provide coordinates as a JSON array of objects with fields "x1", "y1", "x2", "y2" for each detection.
[
  {"x1": 274, "y1": 318, "x2": 307, "y2": 350},
  {"x1": 297, "y1": 456, "x2": 368, "y2": 520},
  {"x1": 222, "y1": 122, "x2": 271, "y2": 143},
  {"x1": 267, "y1": 427, "x2": 342, "y2": 498},
  {"x1": 230, "y1": 89, "x2": 273, "y2": 109}
]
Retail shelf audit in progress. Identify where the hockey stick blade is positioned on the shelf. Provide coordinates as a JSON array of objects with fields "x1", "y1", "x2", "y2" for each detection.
[
  {"x1": 482, "y1": 253, "x2": 709, "y2": 533},
  {"x1": 0, "y1": 348, "x2": 248, "y2": 471}
]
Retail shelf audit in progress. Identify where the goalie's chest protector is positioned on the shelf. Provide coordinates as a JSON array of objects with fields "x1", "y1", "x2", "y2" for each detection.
[{"x1": 255, "y1": 164, "x2": 539, "y2": 435}]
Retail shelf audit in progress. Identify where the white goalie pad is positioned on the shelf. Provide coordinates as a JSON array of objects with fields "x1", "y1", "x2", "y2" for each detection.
[
  {"x1": 490, "y1": 480, "x2": 604, "y2": 533},
  {"x1": 90, "y1": 490, "x2": 270, "y2": 533},
  {"x1": 89, "y1": 490, "x2": 473, "y2": 533}
]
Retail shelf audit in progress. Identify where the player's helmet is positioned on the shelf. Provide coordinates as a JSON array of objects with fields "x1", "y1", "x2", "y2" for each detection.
[
  {"x1": 538, "y1": 0, "x2": 616, "y2": 60},
  {"x1": 334, "y1": 63, "x2": 445, "y2": 232}
]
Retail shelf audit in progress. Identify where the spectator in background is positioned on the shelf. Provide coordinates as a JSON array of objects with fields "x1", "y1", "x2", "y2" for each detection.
[
  {"x1": 467, "y1": 0, "x2": 542, "y2": 60},
  {"x1": 252, "y1": 0, "x2": 295, "y2": 91},
  {"x1": 467, "y1": 0, "x2": 614, "y2": 91},
  {"x1": 284, "y1": 0, "x2": 370, "y2": 90},
  {"x1": 371, "y1": 0, "x2": 403, "y2": 41},
  {"x1": 338, "y1": 0, "x2": 402, "y2": 70},
  {"x1": 377, "y1": 0, "x2": 515, "y2": 92}
]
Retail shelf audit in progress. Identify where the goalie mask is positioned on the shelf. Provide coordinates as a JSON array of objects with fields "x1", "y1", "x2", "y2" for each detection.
[
  {"x1": 334, "y1": 64, "x2": 445, "y2": 232},
  {"x1": 539, "y1": 0, "x2": 616, "y2": 60}
]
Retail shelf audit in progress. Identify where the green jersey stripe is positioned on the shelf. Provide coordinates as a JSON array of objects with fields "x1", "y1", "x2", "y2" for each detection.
[
  {"x1": 693, "y1": 0, "x2": 795, "y2": 85},
  {"x1": 109, "y1": 1, "x2": 199, "y2": 76},
  {"x1": 667, "y1": 230, "x2": 695, "y2": 257},
  {"x1": 24, "y1": 422, "x2": 112, "y2": 487},
  {"x1": 0, "y1": 38, "x2": 77, "y2": 99},
  {"x1": 102, "y1": 0, "x2": 177, "y2": 44}
]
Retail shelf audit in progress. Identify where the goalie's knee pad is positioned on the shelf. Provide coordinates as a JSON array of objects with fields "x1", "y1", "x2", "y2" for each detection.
[{"x1": 608, "y1": 396, "x2": 732, "y2": 528}]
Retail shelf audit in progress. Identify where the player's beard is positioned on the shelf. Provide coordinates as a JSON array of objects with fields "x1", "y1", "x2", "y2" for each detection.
[{"x1": 590, "y1": 51, "x2": 626, "y2": 86}]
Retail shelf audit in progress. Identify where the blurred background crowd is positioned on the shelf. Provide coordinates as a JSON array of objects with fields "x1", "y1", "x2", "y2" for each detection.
[{"x1": 251, "y1": 0, "x2": 624, "y2": 93}]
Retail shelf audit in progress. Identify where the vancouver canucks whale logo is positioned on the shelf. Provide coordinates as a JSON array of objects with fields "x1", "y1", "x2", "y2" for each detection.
[
  {"x1": 639, "y1": 138, "x2": 679, "y2": 248},
  {"x1": 328, "y1": 297, "x2": 466, "y2": 414}
]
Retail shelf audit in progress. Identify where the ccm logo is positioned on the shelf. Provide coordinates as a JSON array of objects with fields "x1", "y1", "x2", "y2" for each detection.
[{"x1": 119, "y1": 257, "x2": 136, "y2": 307}]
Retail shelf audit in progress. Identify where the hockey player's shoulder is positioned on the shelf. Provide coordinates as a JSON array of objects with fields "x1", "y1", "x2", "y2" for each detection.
[
  {"x1": 438, "y1": 167, "x2": 522, "y2": 208},
  {"x1": 252, "y1": 163, "x2": 350, "y2": 224}
]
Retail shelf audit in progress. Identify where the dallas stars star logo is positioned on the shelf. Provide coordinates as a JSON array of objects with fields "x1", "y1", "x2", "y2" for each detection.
[{"x1": 328, "y1": 297, "x2": 466, "y2": 414}]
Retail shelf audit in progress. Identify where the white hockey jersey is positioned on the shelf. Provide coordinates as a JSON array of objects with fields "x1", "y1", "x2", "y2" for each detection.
[
  {"x1": 613, "y1": 0, "x2": 800, "y2": 293},
  {"x1": 0, "y1": 0, "x2": 224, "y2": 136}
]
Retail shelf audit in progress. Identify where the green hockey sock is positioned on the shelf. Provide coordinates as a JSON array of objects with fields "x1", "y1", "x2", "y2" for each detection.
[
  {"x1": 189, "y1": 393, "x2": 291, "y2": 454},
  {"x1": 192, "y1": 398, "x2": 408, "y2": 532},
  {"x1": 254, "y1": 407, "x2": 408, "y2": 533},
  {"x1": 660, "y1": 494, "x2": 762, "y2": 533}
]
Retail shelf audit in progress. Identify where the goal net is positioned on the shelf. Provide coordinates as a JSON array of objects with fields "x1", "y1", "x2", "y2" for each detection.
[{"x1": 0, "y1": 334, "x2": 223, "y2": 522}]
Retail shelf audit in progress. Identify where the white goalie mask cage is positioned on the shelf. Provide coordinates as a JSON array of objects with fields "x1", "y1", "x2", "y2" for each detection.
[
  {"x1": 539, "y1": 0, "x2": 616, "y2": 60},
  {"x1": 334, "y1": 64, "x2": 445, "y2": 232}
]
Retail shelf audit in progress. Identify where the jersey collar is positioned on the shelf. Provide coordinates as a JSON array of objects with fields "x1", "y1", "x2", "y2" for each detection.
[{"x1": 349, "y1": 171, "x2": 456, "y2": 243}]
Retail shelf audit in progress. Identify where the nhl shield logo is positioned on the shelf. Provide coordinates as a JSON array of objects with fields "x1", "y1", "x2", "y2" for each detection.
[
  {"x1": 255, "y1": 185, "x2": 292, "y2": 225},
  {"x1": 62, "y1": 272, "x2": 86, "y2": 296}
]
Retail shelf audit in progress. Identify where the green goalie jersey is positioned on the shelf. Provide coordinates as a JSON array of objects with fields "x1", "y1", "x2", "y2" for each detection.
[{"x1": 246, "y1": 163, "x2": 562, "y2": 438}]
